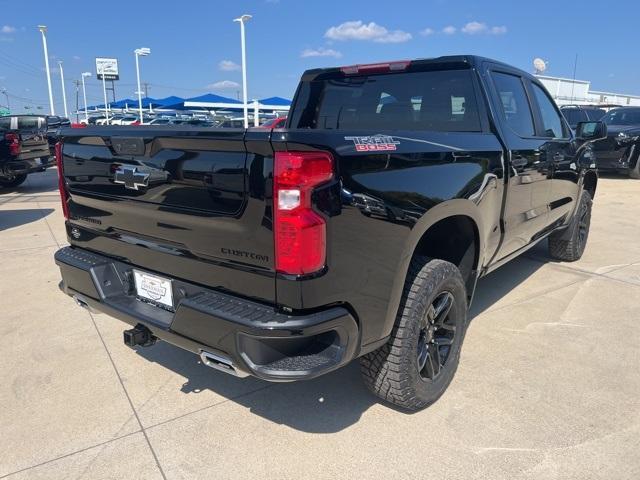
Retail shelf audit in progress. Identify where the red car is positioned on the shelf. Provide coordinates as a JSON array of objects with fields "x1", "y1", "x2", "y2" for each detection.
[{"x1": 258, "y1": 116, "x2": 287, "y2": 129}]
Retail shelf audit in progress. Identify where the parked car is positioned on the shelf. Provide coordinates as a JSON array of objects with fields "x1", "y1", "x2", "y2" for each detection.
[
  {"x1": 0, "y1": 114, "x2": 53, "y2": 188},
  {"x1": 592, "y1": 106, "x2": 640, "y2": 177},
  {"x1": 119, "y1": 116, "x2": 140, "y2": 126},
  {"x1": 148, "y1": 118, "x2": 172, "y2": 125},
  {"x1": 257, "y1": 116, "x2": 287, "y2": 129},
  {"x1": 108, "y1": 115, "x2": 127, "y2": 126},
  {"x1": 54, "y1": 55, "x2": 605, "y2": 410},
  {"x1": 218, "y1": 118, "x2": 245, "y2": 128},
  {"x1": 560, "y1": 105, "x2": 606, "y2": 129}
]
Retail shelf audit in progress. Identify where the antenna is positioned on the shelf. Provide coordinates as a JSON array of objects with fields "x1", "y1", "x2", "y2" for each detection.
[{"x1": 533, "y1": 58, "x2": 547, "y2": 74}]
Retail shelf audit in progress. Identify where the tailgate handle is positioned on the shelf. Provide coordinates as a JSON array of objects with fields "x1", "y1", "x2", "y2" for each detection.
[{"x1": 111, "y1": 137, "x2": 145, "y2": 156}]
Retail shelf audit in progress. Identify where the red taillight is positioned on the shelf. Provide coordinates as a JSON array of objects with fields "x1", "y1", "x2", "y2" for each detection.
[
  {"x1": 273, "y1": 151, "x2": 333, "y2": 275},
  {"x1": 71, "y1": 123, "x2": 87, "y2": 128},
  {"x1": 340, "y1": 60, "x2": 411, "y2": 75},
  {"x1": 55, "y1": 141, "x2": 69, "y2": 220},
  {"x1": 5, "y1": 132, "x2": 21, "y2": 156}
]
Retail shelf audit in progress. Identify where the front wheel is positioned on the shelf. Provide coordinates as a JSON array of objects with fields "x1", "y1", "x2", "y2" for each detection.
[
  {"x1": 360, "y1": 258, "x2": 468, "y2": 411},
  {"x1": 548, "y1": 190, "x2": 592, "y2": 262},
  {"x1": 0, "y1": 174, "x2": 27, "y2": 189}
]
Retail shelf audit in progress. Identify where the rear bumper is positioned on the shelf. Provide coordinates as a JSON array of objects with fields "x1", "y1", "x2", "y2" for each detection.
[
  {"x1": 54, "y1": 246, "x2": 359, "y2": 381},
  {"x1": 2, "y1": 156, "x2": 54, "y2": 175}
]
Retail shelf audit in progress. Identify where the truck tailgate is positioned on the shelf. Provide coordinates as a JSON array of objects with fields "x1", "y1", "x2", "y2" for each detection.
[{"x1": 60, "y1": 127, "x2": 276, "y2": 303}]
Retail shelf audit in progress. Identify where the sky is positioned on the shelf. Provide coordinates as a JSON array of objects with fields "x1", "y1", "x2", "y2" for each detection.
[{"x1": 1, "y1": 0, "x2": 639, "y2": 115}]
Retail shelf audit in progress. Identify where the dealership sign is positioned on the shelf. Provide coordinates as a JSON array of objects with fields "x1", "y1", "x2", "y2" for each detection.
[{"x1": 96, "y1": 57, "x2": 119, "y2": 81}]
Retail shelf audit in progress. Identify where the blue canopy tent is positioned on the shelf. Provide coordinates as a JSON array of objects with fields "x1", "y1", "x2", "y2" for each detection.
[{"x1": 183, "y1": 93, "x2": 243, "y2": 110}]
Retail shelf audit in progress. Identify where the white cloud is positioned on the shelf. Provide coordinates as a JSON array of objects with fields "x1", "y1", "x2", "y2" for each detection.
[
  {"x1": 1, "y1": 25, "x2": 16, "y2": 34},
  {"x1": 442, "y1": 26, "x2": 457, "y2": 35},
  {"x1": 325, "y1": 21, "x2": 412, "y2": 43},
  {"x1": 420, "y1": 28, "x2": 435, "y2": 36},
  {"x1": 207, "y1": 80, "x2": 240, "y2": 90},
  {"x1": 301, "y1": 47, "x2": 342, "y2": 58},
  {"x1": 218, "y1": 60, "x2": 240, "y2": 71},
  {"x1": 73, "y1": 55, "x2": 81, "y2": 61},
  {"x1": 461, "y1": 21, "x2": 507, "y2": 35}
]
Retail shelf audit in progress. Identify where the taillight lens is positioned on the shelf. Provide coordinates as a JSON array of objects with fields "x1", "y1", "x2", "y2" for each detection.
[
  {"x1": 5, "y1": 132, "x2": 21, "y2": 156},
  {"x1": 273, "y1": 151, "x2": 333, "y2": 275},
  {"x1": 55, "y1": 141, "x2": 69, "y2": 220}
]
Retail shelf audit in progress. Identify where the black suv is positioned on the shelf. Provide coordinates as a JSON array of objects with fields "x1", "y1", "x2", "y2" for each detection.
[
  {"x1": 560, "y1": 105, "x2": 607, "y2": 130},
  {"x1": 593, "y1": 107, "x2": 640, "y2": 178}
]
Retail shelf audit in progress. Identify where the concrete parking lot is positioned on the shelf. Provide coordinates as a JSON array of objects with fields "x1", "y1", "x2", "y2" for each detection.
[{"x1": 1, "y1": 169, "x2": 639, "y2": 480}]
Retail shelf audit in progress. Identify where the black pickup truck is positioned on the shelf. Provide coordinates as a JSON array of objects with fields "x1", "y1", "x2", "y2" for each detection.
[
  {"x1": 54, "y1": 56, "x2": 606, "y2": 410},
  {"x1": 0, "y1": 114, "x2": 54, "y2": 188}
]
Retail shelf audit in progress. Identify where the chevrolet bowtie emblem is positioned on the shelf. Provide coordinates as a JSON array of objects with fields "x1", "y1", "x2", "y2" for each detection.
[{"x1": 113, "y1": 166, "x2": 149, "y2": 190}]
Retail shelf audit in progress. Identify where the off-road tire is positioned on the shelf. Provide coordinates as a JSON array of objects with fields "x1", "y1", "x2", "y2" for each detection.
[
  {"x1": 360, "y1": 258, "x2": 468, "y2": 411},
  {"x1": 0, "y1": 174, "x2": 27, "y2": 189},
  {"x1": 548, "y1": 190, "x2": 592, "y2": 262}
]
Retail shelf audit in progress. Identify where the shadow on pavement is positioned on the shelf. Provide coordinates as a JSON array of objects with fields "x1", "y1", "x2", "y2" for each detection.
[
  {"x1": 0, "y1": 208, "x2": 54, "y2": 231},
  {"x1": 470, "y1": 254, "x2": 545, "y2": 318},
  {"x1": 136, "y1": 342, "x2": 376, "y2": 433},
  {"x1": 132, "y1": 253, "x2": 547, "y2": 432}
]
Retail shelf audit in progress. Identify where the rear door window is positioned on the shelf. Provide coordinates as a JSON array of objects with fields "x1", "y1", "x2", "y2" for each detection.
[
  {"x1": 491, "y1": 72, "x2": 535, "y2": 137},
  {"x1": 0, "y1": 117, "x2": 11, "y2": 130},
  {"x1": 293, "y1": 69, "x2": 482, "y2": 132}
]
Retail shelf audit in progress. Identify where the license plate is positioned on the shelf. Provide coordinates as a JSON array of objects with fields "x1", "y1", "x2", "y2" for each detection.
[{"x1": 133, "y1": 270, "x2": 174, "y2": 309}]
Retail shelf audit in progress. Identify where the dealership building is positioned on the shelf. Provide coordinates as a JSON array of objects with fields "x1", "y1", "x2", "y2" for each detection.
[{"x1": 536, "y1": 74, "x2": 640, "y2": 107}]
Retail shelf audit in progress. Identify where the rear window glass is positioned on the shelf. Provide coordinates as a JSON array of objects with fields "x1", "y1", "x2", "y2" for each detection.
[
  {"x1": 292, "y1": 69, "x2": 482, "y2": 132},
  {"x1": 17, "y1": 116, "x2": 42, "y2": 130},
  {"x1": 0, "y1": 117, "x2": 10, "y2": 130}
]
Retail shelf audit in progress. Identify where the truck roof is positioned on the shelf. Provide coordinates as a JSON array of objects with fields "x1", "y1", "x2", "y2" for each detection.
[{"x1": 300, "y1": 55, "x2": 532, "y2": 82}]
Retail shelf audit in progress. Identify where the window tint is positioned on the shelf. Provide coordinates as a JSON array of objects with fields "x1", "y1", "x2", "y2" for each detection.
[
  {"x1": 561, "y1": 108, "x2": 587, "y2": 127},
  {"x1": 294, "y1": 69, "x2": 482, "y2": 132},
  {"x1": 17, "y1": 116, "x2": 42, "y2": 130},
  {"x1": 602, "y1": 108, "x2": 640, "y2": 126},
  {"x1": 0, "y1": 117, "x2": 11, "y2": 130},
  {"x1": 584, "y1": 108, "x2": 605, "y2": 121},
  {"x1": 532, "y1": 83, "x2": 565, "y2": 138},
  {"x1": 491, "y1": 72, "x2": 535, "y2": 137}
]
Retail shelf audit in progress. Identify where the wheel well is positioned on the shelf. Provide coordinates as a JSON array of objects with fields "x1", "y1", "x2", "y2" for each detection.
[
  {"x1": 584, "y1": 172, "x2": 597, "y2": 199},
  {"x1": 413, "y1": 216, "x2": 479, "y2": 285}
]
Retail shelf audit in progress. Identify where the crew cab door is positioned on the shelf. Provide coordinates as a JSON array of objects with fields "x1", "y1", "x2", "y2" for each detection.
[
  {"x1": 486, "y1": 67, "x2": 554, "y2": 259},
  {"x1": 526, "y1": 79, "x2": 580, "y2": 228}
]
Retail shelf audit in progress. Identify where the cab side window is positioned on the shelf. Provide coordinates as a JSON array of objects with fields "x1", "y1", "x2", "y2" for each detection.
[
  {"x1": 491, "y1": 72, "x2": 535, "y2": 137},
  {"x1": 532, "y1": 83, "x2": 566, "y2": 138}
]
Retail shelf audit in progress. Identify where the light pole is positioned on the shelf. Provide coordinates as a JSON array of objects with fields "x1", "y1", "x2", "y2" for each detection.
[
  {"x1": 101, "y1": 71, "x2": 109, "y2": 124},
  {"x1": 81, "y1": 72, "x2": 91, "y2": 123},
  {"x1": 1, "y1": 88, "x2": 9, "y2": 111},
  {"x1": 38, "y1": 25, "x2": 55, "y2": 115},
  {"x1": 58, "y1": 61, "x2": 69, "y2": 118},
  {"x1": 134, "y1": 47, "x2": 151, "y2": 124},
  {"x1": 233, "y1": 14, "x2": 252, "y2": 128}
]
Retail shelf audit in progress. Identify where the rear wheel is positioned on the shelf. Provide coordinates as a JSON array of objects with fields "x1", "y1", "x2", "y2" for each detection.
[
  {"x1": 360, "y1": 258, "x2": 468, "y2": 411},
  {"x1": 0, "y1": 174, "x2": 27, "y2": 189},
  {"x1": 548, "y1": 190, "x2": 592, "y2": 261}
]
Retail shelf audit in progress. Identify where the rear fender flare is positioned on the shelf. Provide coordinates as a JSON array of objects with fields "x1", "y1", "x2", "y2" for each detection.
[{"x1": 380, "y1": 199, "x2": 485, "y2": 340}]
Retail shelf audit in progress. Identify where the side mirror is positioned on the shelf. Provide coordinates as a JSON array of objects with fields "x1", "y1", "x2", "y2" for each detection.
[{"x1": 576, "y1": 121, "x2": 607, "y2": 142}]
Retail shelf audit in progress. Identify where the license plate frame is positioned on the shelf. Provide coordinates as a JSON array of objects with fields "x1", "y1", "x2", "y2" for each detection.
[{"x1": 133, "y1": 269, "x2": 174, "y2": 310}]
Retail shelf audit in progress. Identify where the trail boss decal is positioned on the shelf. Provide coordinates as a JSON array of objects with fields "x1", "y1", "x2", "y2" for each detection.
[{"x1": 345, "y1": 134, "x2": 400, "y2": 152}]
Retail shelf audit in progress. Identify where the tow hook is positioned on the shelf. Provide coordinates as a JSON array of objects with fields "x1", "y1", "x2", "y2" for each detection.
[{"x1": 123, "y1": 324, "x2": 157, "y2": 348}]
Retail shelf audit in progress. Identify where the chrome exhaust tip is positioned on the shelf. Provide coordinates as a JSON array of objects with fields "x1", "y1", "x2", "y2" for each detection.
[
  {"x1": 73, "y1": 294, "x2": 95, "y2": 313},
  {"x1": 199, "y1": 350, "x2": 249, "y2": 378}
]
